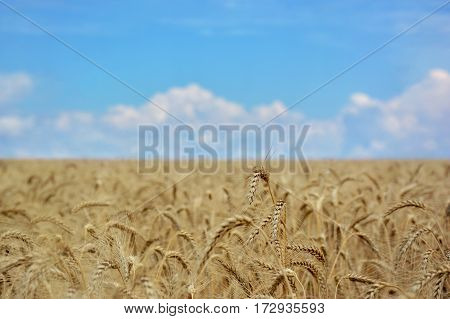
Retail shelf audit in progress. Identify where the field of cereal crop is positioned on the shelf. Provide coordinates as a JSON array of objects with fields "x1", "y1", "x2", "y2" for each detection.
[{"x1": 0, "y1": 160, "x2": 448, "y2": 298}]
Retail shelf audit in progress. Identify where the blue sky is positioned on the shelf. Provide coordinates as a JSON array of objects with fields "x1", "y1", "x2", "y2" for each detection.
[{"x1": 0, "y1": 0, "x2": 449, "y2": 158}]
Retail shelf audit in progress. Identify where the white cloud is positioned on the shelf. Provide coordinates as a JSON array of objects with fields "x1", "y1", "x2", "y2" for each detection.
[
  {"x1": 151, "y1": 83, "x2": 244, "y2": 121},
  {"x1": 379, "y1": 69, "x2": 450, "y2": 137},
  {"x1": 0, "y1": 72, "x2": 33, "y2": 104},
  {"x1": 103, "y1": 83, "x2": 295, "y2": 128},
  {"x1": 253, "y1": 100, "x2": 288, "y2": 121},
  {"x1": 344, "y1": 92, "x2": 378, "y2": 114},
  {"x1": 104, "y1": 104, "x2": 149, "y2": 129},
  {"x1": 55, "y1": 111, "x2": 93, "y2": 130},
  {"x1": 0, "y1": 116, "x2": 33, "y2": 136},
  {"x1": 341, "y1": 68, "x2": 450, "y2": 157}
]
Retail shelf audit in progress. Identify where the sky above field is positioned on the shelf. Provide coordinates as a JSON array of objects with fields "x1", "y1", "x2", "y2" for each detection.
[{"x1": 0, "y1": 0, "x2": 449, "y2": 159}]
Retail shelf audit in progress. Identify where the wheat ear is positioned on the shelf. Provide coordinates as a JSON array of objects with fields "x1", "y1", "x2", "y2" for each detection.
[
  {"x1": 287, "y1": 244, "x2": 326, "y2": 266},
  {"x1": 71, "y1": 201, "x2": 110, "y2": 214},
  {"x1": 290, "y1": 260, "x2": 327, "y2": 297},
  {"x1": 215, "y1": 258, "x2": 252, "y2": 297},
  {"x1": 248, "y1": 170, "x2": 261, "y2": 205},
  {"x1": 396, "y1": 226, "x2": 430, "y2": 267},
  {"x1": 246, "y1": 213, "x2": 272, "y2": 244},
  {"x1": 384, "y1": 200, "x2": 426, "y2": 217},
  {"x1": 0, "y1": 230, "x2": 35, "y2": 248},
  {"x1": 416, "y1": 265, "x2": 450, "y2": 294},
  {"x1": 31, "y1": 216, "x2": 73, "y2": 234},
  {"x1": 198, "y1": 215, "x2": 252, "y2": 274},
  {"x1": 271, "y1": 200, "x2": 286, "y2": 261}
]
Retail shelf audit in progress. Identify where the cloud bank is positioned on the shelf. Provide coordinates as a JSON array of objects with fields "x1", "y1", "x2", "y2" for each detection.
[
  {"x1": 342, "y1": 69, "x2": 450, "y2": 157},
  {"x1": 103, "y1": 84, "x2": 296, "y2": 127},
  {"x1": 0, "y1": 69, "x2": 449, "y2": 158}
]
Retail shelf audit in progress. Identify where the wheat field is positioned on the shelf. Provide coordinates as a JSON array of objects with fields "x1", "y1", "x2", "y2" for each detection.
[{"x1": 0, "y1": 160, "x2": 448, "y2": 299}]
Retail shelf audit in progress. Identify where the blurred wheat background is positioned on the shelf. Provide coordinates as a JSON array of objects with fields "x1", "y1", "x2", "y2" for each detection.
[{"x1": 0, "y1": 160, "x2": 448, "y2": 299}]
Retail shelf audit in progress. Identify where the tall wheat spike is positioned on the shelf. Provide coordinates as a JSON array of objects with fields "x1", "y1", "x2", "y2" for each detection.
[
  {"x1": 247, "y1": 170, "x2": 261, "y2": 205},
  {"x1": 271, "y1": 200, "x2": 286, "y2": 261}
]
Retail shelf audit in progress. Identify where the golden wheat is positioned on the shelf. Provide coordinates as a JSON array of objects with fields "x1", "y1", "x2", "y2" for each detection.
[{"x1": 0, "y1": 160, "x2": 448, "y2": 298}]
